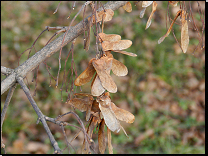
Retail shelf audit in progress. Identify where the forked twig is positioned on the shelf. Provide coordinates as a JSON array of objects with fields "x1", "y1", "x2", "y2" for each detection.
[{"x1": 16, "y1": 77, "x2": 62, "y2": 154}]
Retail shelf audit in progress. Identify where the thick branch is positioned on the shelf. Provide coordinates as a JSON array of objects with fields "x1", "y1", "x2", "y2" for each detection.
[
  {"x1": 1, "y1": 66, "x2": 14, "y2": 76},
  {"x1": 1, "y1": 1, "x2": 127, "y2": 95}
]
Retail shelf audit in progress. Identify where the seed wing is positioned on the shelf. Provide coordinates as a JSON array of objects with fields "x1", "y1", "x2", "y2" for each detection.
[
  {"x1": 102, "y1": 40, "x2": 132, "y2": 51},
  {"x1": 74, "y1": 58, "x2": 96, "y2": 86},
  {"x1": 92, "y1": 57, "x2": 117, "y2": 93},
  {"x1": 99, "y1": 103, "x2": 121, "y2": 133},
  {"x1": 112, "y1": 59, "x2": 128, "y2": 76},
  {"x1": 181, "y1": 10, "x2": 189, "y2": 53},
  {"x1": 110, "y1": 102, "x2": 135, "y2": 123}
]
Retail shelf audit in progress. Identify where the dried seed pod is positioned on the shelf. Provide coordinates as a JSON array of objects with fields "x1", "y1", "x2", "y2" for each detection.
[
  {"x1": 98, "y1": 119, "x2": 106, "y2": 154},
  {"x1": 92, "y1": 57, "x2": 117, "y2": 94},
  {"x1": 67, "y1": 98, "x2": 91, "y2": 112},
  {"x1": 96, "y1": 93, "x2": 121, "y2": 133},
  {"x1": 107, "y1": 128, "x2": 113, "y2": 154},
  {"x1": 111, "y1": 59, "x2": 128, "y2": 76},
  {"x1": 74, "y1": 93, "x2": 93, "y2": 97},
  {"x1": 98, "y1": 33, "x2": 121, "y2": 42},
  {"x1": 110, "y1": 102, "x2": 135, "y2": 123},
  {"x1": 97, "y1": 9, "x2": 114, "y2": 22},
  {"x1": 97, "y1": 92, "x2": 135, "y2": 134},
  {"x1": 142, "y1": 1, "x2": 153, "y2": 8},
  {"x1": 91, "y1": 99, "x2": 100, "y2": 113},
  {"x1": 169, "y1": 1, "x2": 178, "y2": 7},
  {"x1": 140, "y1": 7, "x2": 146, "y2": 18},
  {"x1": 145, "y1": 1, "x2": 158, "y2": 30},
  {"x1": 123, "y1": 2, "x2": 132, "y2": 12},
  {"x1": 112, "y1": 50, "x2": 137, "y2": 57},
  {"x1": 105, "y1": 51, "x2": 128, "y2": 76},
  {"x1": 102, "y1": 40, "x2": 132, "y2": 51},
  {"x1": 91, "y1": 74, "x2": 106, "y2": 96},
  {"x1": 81, "y1": 116, "x2": 98, "y2": 154},
  {"x1": 74, "y1": 58, "x2": 96, "y2": 86},
  {"x1": 181, "y1": 10, "x2": 189, "y2": 53},
  {"x1": 98, "y1": 99, "x2": 121, "y2": 133},
  {"x1": 68, "y1": 94, "x2": 93, "y2": 121},
  {"x1": 89, "y1": 9, "x2": 114, "y2": 23}
]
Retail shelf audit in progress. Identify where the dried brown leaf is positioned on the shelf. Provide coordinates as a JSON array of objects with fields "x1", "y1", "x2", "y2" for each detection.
[
  {"x1": 158, "y1": 9, "x2": 182, "y2": 44},
  {"x1": 123, "y1": 2, "x2": 132, "y2": 12},
  {"x1": 112, "y1": 50, "x2": 137, "y2": 57},
  {"x1": 92, "y1": 57, "x2": 117, "y2": 93},
  {"x1": 98, "y1": 119, "x2": 106, "y2": 154},
  {"x1": 74, "y1": 58, "x2": 96, "y2": 86},
  {"x1": 181, "y1": 10, "x2": 189, "y2": 53},
  {"x1": 112, "y1": 59, "x2": 128, "y2": 76},
  {"x1": 102, "y1": 40, "x2": 132, "y2": 51},
  {"x1": 98, "y1": 33, "x2": 121, "y2": 42},
  {"x1": 110, "y1": 102, "x2": 135, "y2": 123},
  {"x1": 145, "y1": 1, "x2": 158, "y2": 30},
  {"x1": 107, "y1": 127, "x2": 113, "y2": 154},
  {"x1": 142, "y1": 1, "x2": 153, "y2": 7},
  {"x1": 91, "y1": 74, "x2": 106, "y2": 96}
]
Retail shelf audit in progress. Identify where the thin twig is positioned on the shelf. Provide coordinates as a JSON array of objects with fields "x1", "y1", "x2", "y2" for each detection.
[
  {"x1": 16, "y1": 77, "x2": 62, "y2": 154},
  {"x1": 1, "y1": 83, "x2": 17, "y2": 154}
]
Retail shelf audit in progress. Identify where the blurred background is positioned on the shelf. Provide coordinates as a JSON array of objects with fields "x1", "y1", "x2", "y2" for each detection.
[{"x1": 1, "y1": 1, "x2": 205, "y2": 154}]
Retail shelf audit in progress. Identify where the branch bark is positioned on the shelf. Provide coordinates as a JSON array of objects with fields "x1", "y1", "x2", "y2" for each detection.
[{"x1": 1, "y1": 1, "x2": 127, "y2": 95}]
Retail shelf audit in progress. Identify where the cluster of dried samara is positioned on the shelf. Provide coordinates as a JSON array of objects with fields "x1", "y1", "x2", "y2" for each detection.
[
  {"x1": 68, "y1": 31, "x2": 137, "y2": 153},
  {"x1": 65, "y1": 4, "x2": 138, "y2": 153},
  {"x1": 65, "y1": 1, "x2": 191, "y2": 153},
  {"x1": 140, "y1": 1, "x2": 189, "y2": 53}
]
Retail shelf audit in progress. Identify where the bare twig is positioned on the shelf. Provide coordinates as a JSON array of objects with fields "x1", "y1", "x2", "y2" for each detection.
[
  {"x1": 16, "y1": 77, "x2": 62, "y2": 154},
  {"x1": 1, "y1": 83, "x2": 17, "y2": 154}
]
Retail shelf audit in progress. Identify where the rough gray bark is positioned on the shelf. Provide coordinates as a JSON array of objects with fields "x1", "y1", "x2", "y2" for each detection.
[{"x1": 1, "y1": 1, "x2": 127, "y2": 95}]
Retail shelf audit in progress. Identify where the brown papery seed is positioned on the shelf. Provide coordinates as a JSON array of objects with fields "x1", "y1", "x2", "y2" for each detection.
[
  {"x1": 181, "y1": 10, "x2": 189, "y2": 53},
  {"x1": 74, "y1": 58, "x2": 96, "y2": 86}
]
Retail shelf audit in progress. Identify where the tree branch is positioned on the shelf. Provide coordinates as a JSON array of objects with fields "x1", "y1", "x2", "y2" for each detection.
[
  {"x1": 1, "y1": 66, "x2": 14, "y2": 76},
  {"x1": 1, "y1": 83, "x2": 17, "y2": 153},
  {"x1": 1, "y1": 1, "x2": 127, "y2": 95},
  {"x1": 16, "y1": 77, "x2": 62, "y2": 154}
]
